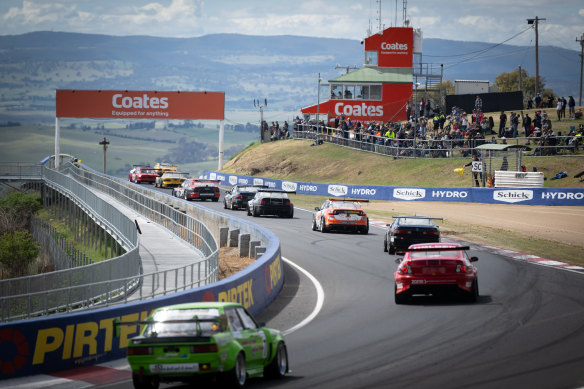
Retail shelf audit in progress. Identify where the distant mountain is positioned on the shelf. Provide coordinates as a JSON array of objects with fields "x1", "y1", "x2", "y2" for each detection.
[{"x1": 0, "y1": 31, "x2": 580, "y2": 123}]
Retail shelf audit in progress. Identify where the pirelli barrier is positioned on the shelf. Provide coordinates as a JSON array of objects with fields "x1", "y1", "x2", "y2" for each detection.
[
  {"x1": 0, "y1": 232, "x2": 283, "y2": 379},
  {"x1": 201, "y1": 172, "x2": 584, "y2": 207}
]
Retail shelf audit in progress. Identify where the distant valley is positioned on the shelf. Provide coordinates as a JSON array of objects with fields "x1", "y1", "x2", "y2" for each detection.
[{"x1": 0, "y1": 31, "x2": 580, "y2": 125}]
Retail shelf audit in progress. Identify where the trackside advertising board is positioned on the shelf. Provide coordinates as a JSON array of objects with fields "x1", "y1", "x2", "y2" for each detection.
[
  {"x1": 0, "y1": 249, "x2": 283, "y2": 378},
  {"x1": 202, "y1": 172, "x2": 584, "y2": 206},
  {"x1": 56, "y1": 90, "x2": 225, "y2": 120}
]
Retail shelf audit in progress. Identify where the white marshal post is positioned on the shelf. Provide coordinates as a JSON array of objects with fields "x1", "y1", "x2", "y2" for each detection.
[
  {"x1": 218, "y1": 119, "x2": 225, "y2": 170},
  {"x1": 55, "y1": 117, "x2": 60, "y2": 169}
]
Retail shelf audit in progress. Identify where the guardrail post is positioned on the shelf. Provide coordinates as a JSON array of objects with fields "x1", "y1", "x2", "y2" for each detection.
[
  {"x1": 249, "y1": 241, "x2": 261, "y2": 259},
  {"x1": 228, "y1": 229, "x2": 240, "y2": 248},
  {"x1": 219, "y1": 227, "x2": 229, "y2": 247},
  {"x1": 238, "y1": 234, "x2": 250, "y2": 257},
  {"x1": 254, "y1": 246, "x2": 266, "y2": 259}
]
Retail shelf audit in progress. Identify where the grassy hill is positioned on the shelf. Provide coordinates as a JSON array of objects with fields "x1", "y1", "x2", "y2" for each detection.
[{"x1": 222, "y1": 139, "x2": 583, "y2": 188}]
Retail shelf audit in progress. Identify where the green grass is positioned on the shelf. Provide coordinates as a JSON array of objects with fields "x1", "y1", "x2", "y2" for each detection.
[{"x1": 0, "y1": 123, "x2": 257, "y2": 178}]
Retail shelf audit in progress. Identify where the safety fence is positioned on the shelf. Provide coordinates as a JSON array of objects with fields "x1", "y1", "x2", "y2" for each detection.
[
  {"x1": 0, "y1": 160, "x2": 284, "y2": 379},
  {"x1": 292, "y1": 123, "x2": 583, "y2": 159}
]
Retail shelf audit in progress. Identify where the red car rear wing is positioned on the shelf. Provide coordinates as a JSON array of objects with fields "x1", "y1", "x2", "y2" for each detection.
[{"x1": 402, "y1": 246, "x2": 470, "y2": 252}]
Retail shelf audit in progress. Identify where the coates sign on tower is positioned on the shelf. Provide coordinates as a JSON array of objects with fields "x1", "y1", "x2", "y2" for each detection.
[
  {"x1": 56, "y1": 90, "x2": 225, "y2": 120},
  {"x1": 364, "y1": 27, "x2": 413, "y2": 68}
]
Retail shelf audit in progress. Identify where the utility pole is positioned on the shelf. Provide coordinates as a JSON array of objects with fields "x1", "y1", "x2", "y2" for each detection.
[
  {"x1": 317, "y1": 73, "x2": 322, "y2": 125},
  {"x1": 254, "y1": 99, "x2": 267, "y2": 143},
  {"x1": 98, "y1": 137, "x2": 109, "y2": 174},
  {"x1": 335, "y1": 65, "x2": 358, "y2": 74},
  {"x1": 577, "y1": 33, "x2": 584, "y2": 106},
  {"x1": 527, "y1": 16, "x2": 546, "y2": 97}
]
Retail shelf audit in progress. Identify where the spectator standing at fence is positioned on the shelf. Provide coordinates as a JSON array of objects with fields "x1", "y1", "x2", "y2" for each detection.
[
  {"x1": 556, "y1": 99, "x2": 563, "y2": 121},
  {"x1": 510, "y1": 112, "x2": 519, "y2": 138},
  {"x1": 535, "y1": 93, "x2": 542, "y2": 108},
  {"x1": 475, "y1": 95, "x2": 483, "y2": 112},
  {"x1": 568, "y1": 96, "x2": 576, "y2": 119},
  {"x1": 522, "y1": 113, "x2": 532, "y2": 137},
  {"x1": 499, "y1": 111, "x2": 507, "y2": 138}
]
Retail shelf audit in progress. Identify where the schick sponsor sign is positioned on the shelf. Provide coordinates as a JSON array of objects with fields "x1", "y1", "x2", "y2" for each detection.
[
  {"x1": 228, "y1": 176, "x2": 238, "y2": 185},
  {"x1": 328, "y1": 185, "x2": 348, "y2": 196},
  {"x1": 494, "y1": 190, "x2": 533, "y2": 203},
  {"x1": 253, "y1": 178, "x2": 264, "y2": 186},
  {"x1": 394, "y1": 188, "x2": 426, "y2": 201},
  {"x1": 282, "y1": 181, "x2": 297, "y2": 192}
]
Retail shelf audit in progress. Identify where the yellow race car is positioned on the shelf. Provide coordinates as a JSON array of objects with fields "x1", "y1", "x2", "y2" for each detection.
[{"x1": 155, "y1": 171, "x2": 189, "y2": 188}]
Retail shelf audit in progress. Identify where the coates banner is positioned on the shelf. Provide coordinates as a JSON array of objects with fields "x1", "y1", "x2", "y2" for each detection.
[
  {"x1": 56, "y1": 90, "x2": 225, "y2": 120},
  {"x1": 0, "y1": 250, "x2": 283, "y2": 379},
  {"x1": 364, "y1": 27, "x2": 413, "y2": 68},
  {"x1": 203, "y1": 172, "x2": 584, "y2": 206}
]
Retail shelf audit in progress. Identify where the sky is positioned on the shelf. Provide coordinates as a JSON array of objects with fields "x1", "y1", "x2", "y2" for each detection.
[{"x1": 0, "y1": 0, "x2": 583, "y2": 50}]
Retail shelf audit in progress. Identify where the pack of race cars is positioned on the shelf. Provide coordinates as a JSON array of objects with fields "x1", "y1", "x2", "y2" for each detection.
[{"x1": 130, "y1": 166, "x2": 479, "y2": 305}]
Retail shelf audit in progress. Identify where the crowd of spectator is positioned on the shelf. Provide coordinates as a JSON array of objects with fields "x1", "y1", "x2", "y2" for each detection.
[
  {"x1": 261, "y1": 120, "x2": 289, "y2": 142},
  {"x1": 291, "y1": 96, "x2": 583, "y2": 158}
]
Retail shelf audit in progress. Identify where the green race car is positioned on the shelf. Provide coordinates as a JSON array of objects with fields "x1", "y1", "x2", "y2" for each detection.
[{"x1": 125, "y1": 302, "x2": 289, "y2": 388}]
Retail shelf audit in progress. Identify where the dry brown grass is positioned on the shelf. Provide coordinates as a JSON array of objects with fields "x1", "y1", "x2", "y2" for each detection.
[{"x1": 218, "y1": 246, "x2": 255, "y2": 280}]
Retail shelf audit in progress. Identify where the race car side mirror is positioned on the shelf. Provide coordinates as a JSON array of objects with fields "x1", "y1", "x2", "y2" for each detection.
[
  {"x1": 470, "y1": 256, "x2": 479, "y2": 262},
  {"x1": 395, "y1": 258, "x2": 403, "y2": 264},
  {"x1": 225, "y1": 190, "x2": 231, "y2": 194},
  {"x1": 314, "y1": 207, "x2": 320, "y2": 211}
]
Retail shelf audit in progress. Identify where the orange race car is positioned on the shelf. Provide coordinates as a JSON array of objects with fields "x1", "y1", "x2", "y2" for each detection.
[{"x1": 312, "y1": 198, "x2": 369, "y2": 234}]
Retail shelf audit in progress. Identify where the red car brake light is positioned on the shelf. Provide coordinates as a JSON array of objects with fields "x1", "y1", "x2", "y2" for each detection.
[
  {"x1": 260, "y1": 199, "x2": 266, "y2": 205},
  {"x1": 394, "y1": 229, "x2": 411, "y2": 235},
  {"x1": 423, "y1": 230, "x2": 439, "y2": 235},
  {"x1": 284, "y1": 200, "x2": 291, "y2": 206},
  {"x1": 127, "y1": 347, "x2": 152, "y2": 356},
  {"x1": 236, "y1": 194, "x2": 243, "y2": 199},
  {"x1": 456, "y1": 264, "x2": 472, "y2": 273},
  {"x1": 399, "y1": 264, "x2": 412, "y2": 274}
]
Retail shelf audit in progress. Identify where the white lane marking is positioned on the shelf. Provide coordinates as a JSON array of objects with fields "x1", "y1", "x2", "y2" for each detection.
[{"x1": 281, "y1": 256, "x2": 325, "y2": 336}]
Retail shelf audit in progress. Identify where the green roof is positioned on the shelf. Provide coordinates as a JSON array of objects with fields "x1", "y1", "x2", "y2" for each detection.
[{"x1": 331, "y1": 67, "x2": 412, "y2": 83}]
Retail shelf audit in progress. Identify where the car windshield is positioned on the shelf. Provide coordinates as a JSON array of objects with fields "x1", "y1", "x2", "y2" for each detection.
[
  {"x1": 164, "y1": 172, "x2": 188, "y2": 179},
  {"x1": 239, "y1": 186, "x2": 262, "y2": 193},
  {"x1": 409, "y1": 250, "x2": 463, "y2": 259},
  {"x1": 143, "y1": 308, "x2": 222, "y2": 338},
  {"x1": 259, "y1": 192, "x2": 288, "y2": 199},
  {"x1": 397, "y1": 217, "x2": 435, "y2": 226},
  {"x1": 330, "y1": 201, "x2": 361, "y2": 209}
]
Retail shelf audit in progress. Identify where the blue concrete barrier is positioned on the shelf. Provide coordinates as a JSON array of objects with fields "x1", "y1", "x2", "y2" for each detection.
[
  {"x1": 0, "y1": 245, "x2": 283, "y2": 378},
  {"x1": 201, "y1": 172, "x2": 584, "y2": 206}
]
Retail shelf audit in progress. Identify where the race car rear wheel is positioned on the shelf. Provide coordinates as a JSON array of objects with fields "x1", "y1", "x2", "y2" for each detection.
[
  {"x1": 132, "y1": 373, "x2": 159, "y2": 389},
  {"x1": 383, "y1": 238, "x2": 388, "y2": 252},
  {"x1": 312, "y1": 217, "x2": 317, "y2": 231},
  {"x1": 264, "y1": 342, "x2": 288, "y2": 379},
  {"x1": 320, "y1": 217, "x2": 328, "y2": 233},
  {"x1": 388, "y1": 243, "x2": 395, "y2": 255},
  {"x1": 224, "y1": 352, "x2": 246, "y2": 388},
  {"x1": 467, "y1": 278, "x2": 479, "y2": 303}
]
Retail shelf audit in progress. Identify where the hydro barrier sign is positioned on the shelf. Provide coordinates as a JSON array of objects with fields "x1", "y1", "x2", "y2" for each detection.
[
  {"x1": 202, "y1": 172, "x2": 584, "y2": 206},
  {"x1": 0, "y1": 251, "x2": 283, "y2": 379}
]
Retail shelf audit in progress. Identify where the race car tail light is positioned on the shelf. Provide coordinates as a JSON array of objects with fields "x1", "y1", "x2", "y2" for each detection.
[
  {"x1": 260, "y1": 199, "x2": 266, "y2": 205},
  {"x1": 423, "y1": 230, "x2": 439, "y2": 236},
  {"x1": 127, "y1": 346, "x2": 153, "y2": 356},
  {"x1": 394, "y1": 229, "x2": 412, "y2": 235},
  {"x1": 189, "y1": 344, "x2": 218, "y2": 353},
  {"x1": 236, "y1": 195, "x2": 243, "y2": 199},
  {"x1": 398, "y1": 264, "x2": 412, "y2": 274},
  {"x1": 284, "y1": 200, "x2": 291, "y2": 206},
  {"x1": 456, "y1": 264, "x2": 471, "y2": 273}
]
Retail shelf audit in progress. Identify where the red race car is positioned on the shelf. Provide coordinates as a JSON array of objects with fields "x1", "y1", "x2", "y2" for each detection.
[
  {"x1": 394, "y1": 243, "x2": 479, "y2": 304},
  {"x1": 129, "y1": 166, "x2": 158, "y2": 184}
]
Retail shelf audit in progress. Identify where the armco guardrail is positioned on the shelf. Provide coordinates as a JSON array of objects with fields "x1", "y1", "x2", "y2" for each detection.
[
  {"x1": 0, "y1": 161, "x2": 283, "y2": 379},
  {"x1": 200, "y1": 172, "x2": 584, "y2": 206},
  {"x1": 0, "y1": 166, "x2": 141, "y2": 321}
]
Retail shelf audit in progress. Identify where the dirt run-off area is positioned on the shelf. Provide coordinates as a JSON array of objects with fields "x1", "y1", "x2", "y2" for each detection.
[{"x1": 368, "y1": 201, "x2": 584, "y2": 248}]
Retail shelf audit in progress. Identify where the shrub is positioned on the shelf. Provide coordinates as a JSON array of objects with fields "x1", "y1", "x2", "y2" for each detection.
[{"x1": 0, "y1": 230, "x2": 40, "y2": 278}]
